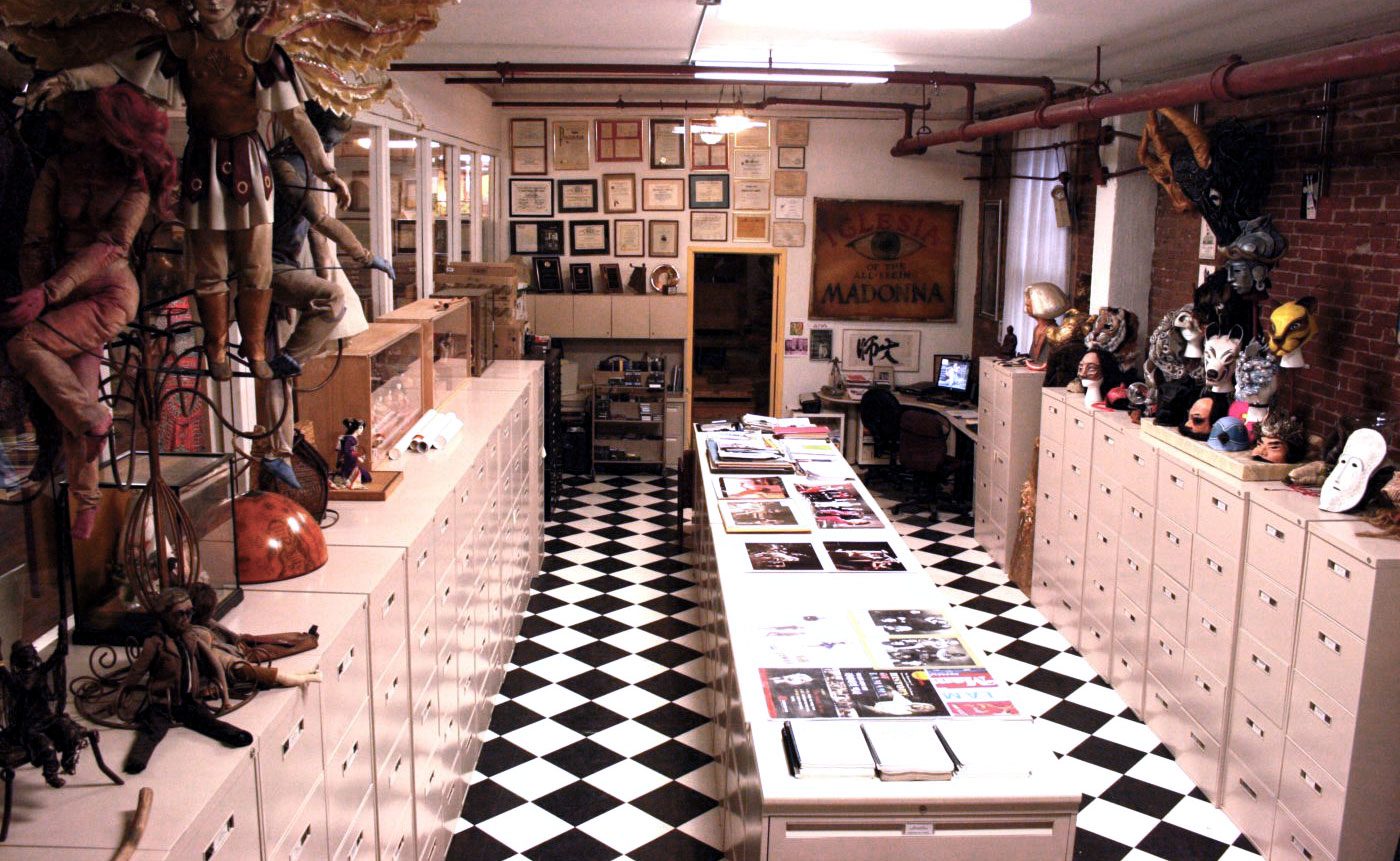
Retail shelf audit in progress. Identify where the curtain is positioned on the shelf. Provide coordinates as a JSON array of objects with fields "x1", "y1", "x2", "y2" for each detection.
[{"x1": 1001, "y1": 127, "x2": 1072, "y2": 349}]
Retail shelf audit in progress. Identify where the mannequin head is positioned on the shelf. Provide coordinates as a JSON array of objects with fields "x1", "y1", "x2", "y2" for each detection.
[
  {"x1": 1180, "y1": 394, "x2": 1231, "y2": 440},
  {"x1": 1024, "y1": 282, "x2": 1070, "y2": 320},
  {"x1": 1253, "y1": 414, "x2": 1309, "y2": 464},
  {"x1": 1202, "y1": 334, "x2": 1242, "y2": 393}
]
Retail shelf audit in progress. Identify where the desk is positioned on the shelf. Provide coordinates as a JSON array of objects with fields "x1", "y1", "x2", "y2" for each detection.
[{"x1": 817, "y1": 390, "x2": 978, "y2": 498}]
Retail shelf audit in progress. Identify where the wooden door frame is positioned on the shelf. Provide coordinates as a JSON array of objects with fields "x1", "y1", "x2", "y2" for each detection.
[{"x1": 684, "y1": 246, "x2": 787, "y2": 432}]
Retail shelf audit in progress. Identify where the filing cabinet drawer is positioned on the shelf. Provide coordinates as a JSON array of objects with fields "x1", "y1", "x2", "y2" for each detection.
[
  {"x1": 1272, "y1": 805, "x2": 1336, "y2": 861},
  {"x1": 1079, "y1": 608, "x2": 1113, "y2": 680},
  {"x1": 1061, "y1": 458, "x2": 1091, "y2": 506},
  {"x1": 1285, "y1": 673, "x2": 1355, "y2": 789},
  {"x1": 1120, "y1": 434, "x2": 1157, "y2": 497},
  {"x1": 976, "y1": 439, "x2": 992, "y2": 481},
  {"x1": 270, "y1": 778, "x2": 329, "y2": 861},
  {"x1": 1277, "y1": 743, "x2": 1345, "y2": 859},
  {"x1": 407, "y1": 526, "x2": 437, "y2": 624},
  {"x1": 439, "y1": 745, "x2": 467, "y2": 823},
  {"x1": 325, "y1": 701, "x2": 373, "y2": 855},
  {"x1": 1148, "y1": 621, "x2": 1185, "y2": 691},
  {"x1": 1112, "y1": 591, "x2": 1149, "y2": 663},
  {"x1": 1234, "y1": 629, "x2": 1289, "y2": 723},
  {"x1": 1245, "y1": 502, "x2": 1308, "y2": 591},
  {"x1": 1176, "y1": 708, "x2": 1222, "y2": 800},
  {"x1": 452, "y1": 472, "x2": 477, "y2": 554},
  {"x1": 1054, "y1": 547, "x2": 1084, "y2": 595},
  {"x1": 1034, "y1": 503, "x2": 1059, "y2": 562},
  {"x1": 410, "y1": 600, "x2": 438, "y2": 699},
  {"x1": 1082, "y1": 567, "x2": 1115, "y2": 631},
  {"x1": 1197, "y1": 477, "x2": 1246, "y2": 555},
  {"x1": 1150, "y1": 567, "x2": 1189, "y2": 645},
  {"x1": 171, "y1": 755, "x2": 261, "y2": 861},
  {"x1": 415, "y1": 670, "x2": 441, "y2": 759},
  {"x1": 1050, "y1": 580, "x2": 1082, "y2": 647},
  {"x1": 1085, "y1": 522, "x2": 1117, "y2": 580},
  {"x1": 1116, "y1": 542, "x2": 1151, "y2": 613},
  {"x1": 1144, "y1": 673, "x2": 1186, "y2": 751},
  {"x1": 1229, "y1": 689, "x2": 1285, "y2": 794},
  {"x1": 1180, "y1": 653, "x2": 1227, "y2": 740},
  {"x1": 370, "y1": 553, "x2": 409, "y2": 681},
  {"x1": 1032, "y1": 565, "x2": 1060, "y2": 619},
  {"x1": 1064, "y1": 405, "x2": 1095, "y2": 459},
  {"x1": 260, "y1": 683, "x2": 323, "y2": 856},
  {"x1": 1222, "y1": 754, "x2": 1277, "y2": 857},
  {"x1": 436, "y1": 567, "x2": 464, "y2": 635},
  {"x1": 1109, "y1": 638, "x2": 1146, "y2": 714},
  {"x1": 991, "y1": 448, "x2": 1011, "y2": 493},
  {"x1": 1156, "y1": 453, "x2": 1198, "y2": 532},
  {"x1": 1153, "y1": 514, "x2": 1192, "y2": 579},
  {"x1": 333, "y1": 788, "x2": 375, "y2": 861},
  {"x1": 1185, "y1": 595, "x2": 1233, "y2": 683},
  {"x1": 416, "y1": 757, "x2": 447, "y2": 861},
  {"x1": 1093, "y1": 421, "x2": 1126, "y2": 476},
  {"x1": 1059, "y1": 500, "x2": 1088, "y2": 555},
  {"x1": 1293, "y1": 603, "x2": 1364, "y2": 715},
  {"x1": 375, "y1": 644, "x2": 411, "y2": 769},
  {"x1": 1119, "y1": 492, "x2": 1154, "y2": 557},
  {"x1": 432, "y1": 494, "x2": 455, "y2": 579},
  {"x1": 765, "y1": 813, "x2": 1072, "y2": 861},
  {"x1": 1040, "y1": 393, "x2": 1066, "y2": 443},
  {"x1": 1302, "y1": 536, "x2": 1376, "y2": 640},
  {"x1": 1191, "y1": 537, "x2": 1241, "y2": 619},
  {"x1": 990, "y1": 484, "x2": 1011, "y2": 528},
  {"x1": 1239, "y1": 565, "x2": 1298, "y2": 662},
  {"x1": 377, "y1": 724, "x2": 414, "y2": 833},
  {"x1": 322, "y1": 606, "x2": 370, "y2": 749}
]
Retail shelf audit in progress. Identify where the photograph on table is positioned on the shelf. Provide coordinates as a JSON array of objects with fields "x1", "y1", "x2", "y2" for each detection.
[
  {"x1": 556, "y1": 178, "x2": 598, "y2": 213},
  {"x1": 569, "y1": 220, "x2": 610, "y2": 255},
  {"x1": 927, "y1": 668, "x2": 1020, "y2": 716},
  {"x1": 719, "y1": 499, "x2": 808, "y2": 533},
  {"x1": 824, "y1": 541, "x2": 904, "y2": 572},
  {"x1": 866, "y1": 609, "x2": 952, "y2": 637},
  {"x1": 809, "y1": 499, "x2": 878, "y2": 529},
  {"x1": 650, "y1": 118, "x2": 686, "y2": 169},
  {"x1": 794, "y1": 480, "x2": 862, "y2": 503},
  {"x1": 760, "y1": 667, "x2": 851, "y2": 718},
  {"x1": 876, "y1": 636, "x2": 976, "y2": 669},
  {"x1": 745, "y1": 541, "x2": 824, "y2": 572},
  {"x1": 842, "y1": 668, "x2": 949, "y2": 717},
  {"x1": 690, "y1": 210, "x2": 728, "y2": 242},
  {"x1": 688, "y1": 173, "x2": 730, "y2": 209},
  {"x1": 614, "y1": 219, "x2": 645, "y2": 257},
  {"x1": 757, "y1": 615, "x2": 868, "y2": 666},
  {"x1": 719, "y1": 476, "x2": 788, "y2": 499},
  {"x1": 551, "y1": 119, "x2": 590, "y2": 170},
  {"x1": 509, "y1": 220, "x2": 564, "y2": 255}
]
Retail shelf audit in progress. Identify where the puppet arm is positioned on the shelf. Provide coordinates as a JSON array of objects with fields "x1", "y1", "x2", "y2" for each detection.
[
  {"x1": 276, "y1": 106, "x2": 351, "y2": 209},
  {"x1": 194, "y1": 638, "x2": 231, "y2": 710},
  {"x1": 18, "y1": 164, "x2": 59, "y2": 293},
  {"x1": 25, "y1": 64, "x2": 120, "y2": 109},
  {"x1": 41, "y1": 184, "x2": 150, "y2": 306}
]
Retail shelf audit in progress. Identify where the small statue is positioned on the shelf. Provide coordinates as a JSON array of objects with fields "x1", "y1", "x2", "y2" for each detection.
[
  {"x1": 334, "y1": 417, "x2": 372, "y2": 489},
  {"x1": 998, "y1": 326, "x2": 1018, "y2": 360},
  {"x1": 1023, "y1": 281, "x2": 1069, "y2": 369},
  {"x1": 187, "y1": 583, "x2": 321, "y2": 689},
  {"x1": 1201, "y1": 334, "x2": 1242, "y2": 394},
  {"x1": 1268, "y1": 297, "x2": 1318, "y2": 369}
]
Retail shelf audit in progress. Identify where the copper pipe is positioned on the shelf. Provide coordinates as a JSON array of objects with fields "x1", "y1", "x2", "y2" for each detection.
[
  {"x1": 447, "y1": 76, "x2": 855, "y2": 88},
  {"x1": 891, "y1": 30, "x2": 1400, "y2": 155},
  {"x1": 490, "y1": 96, "x2": 927, "y2": 112}
]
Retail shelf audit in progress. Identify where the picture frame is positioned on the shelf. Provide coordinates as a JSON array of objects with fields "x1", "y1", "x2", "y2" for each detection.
[
  {"x1": 690, "y1": 210, "x2": 728, "y2": 242},
  {"x1": 688, "y1": 173, "x2": 730, "y2": 209},
  {"x1": 641, "y1": 177, "x2": 685, "y2": 211},
  {"x1": 569, "y1": 220, "x2": 610, "y2": 255},
  {"x1": 977, "y1": 199, "x2": 1004, "y2": 319},
  {"x1": 508, "y1": 178, "x2": 553, "y2": 217},
  {"x1": 510, "y1": 117, "x2": 547, "y2": 147},
  {"x1": 774, "y1": 196, "x2": 805, "y2": 221},
  {"x1": 650, "y1": 118, "x2": 686, "y2": 169},
  {"x1": 556, "y1": 178, "x2": 598, "y2": 213},
  {"x1": 648, "y1": 220, "x2": 680, "y2": 258},
  {"x1": 509, "y1": 118, "x2": 548, "y2": 175},
  {"x1": 774, "y1": 170, "x2": 807, "y2": 197},
  {"x1": 551, "y1": 119, "x2": 590, "y2": 171},
  {"x1": 733, "y1": 124, "x2": 771, "y2": 149},
  {"x1": 602, "y1": 173, "x2": 637, "y2": 213},
  {"x1": 595, "y1": 119, "x2": 644, "y2": 162},
  {"x1": 533, "y1": 256, "x2": 564, "y2": 293},
  {"x1": 509, "y1": 219, "x2": 564, "y2": 255},
  {"x1": 511, "y1": 146, "x2": 547, "y2": 175},
  {"x1": 733, "y1": 212, "x2": 770, "y2": 243},
  {"x1": 394, "y1": 219, "x2": 415, "y2": 254},
  {"x1": 691, "y1": 134, "x2": 729, "y2": 171},
  {"x1": 599, "y1": 263, "x2": 624, "y2": 293},
  {"x1": 772, "y1": 220, "x2": 806, "y2": 248},
  {"x1": 774, "y1": 118, "x2": 810, "y2": 147},
  {"x1": 569, "y1": 262, "x2": 594, "y2": 294},
  {"x1": 733, "y1": 149, "x2": 772, "y2": 180},
  {"x1": 733, "y1": 179, "x2": 771, "y2": 211},
  {"x1": 614, "y1": 219, "x2": 645, "y2": 257},
  {"x1": 777, "y1": 146, "x2": 806, "y2": 169},
  {"x1": 842, "y1": 328, "x2": 922, "y2": 371}
]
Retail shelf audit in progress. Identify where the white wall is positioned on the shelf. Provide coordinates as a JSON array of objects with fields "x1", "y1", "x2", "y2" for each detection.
[{"x1": 379, "y1": 74, "x2": 501, "y2": 151}]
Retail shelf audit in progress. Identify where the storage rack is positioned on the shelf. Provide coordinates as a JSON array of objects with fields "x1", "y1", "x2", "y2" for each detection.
[
  {"x1": 591, "y1": 363, "x2": 668, "y2": 475},
  {"x1": 543, "y1": 347, "x2": 563, "y2": 517}
]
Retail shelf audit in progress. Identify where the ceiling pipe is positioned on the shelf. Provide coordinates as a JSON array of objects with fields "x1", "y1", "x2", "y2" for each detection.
[
  {"x1": 890, "y1": 30, "x2": 1400, "y2": 156},
  {"x1": 445, "y1": 75, "x2": 854, "y2": 88},
  {"x1": 490, "y1": 96, "x2": 929, "y2": 113}
]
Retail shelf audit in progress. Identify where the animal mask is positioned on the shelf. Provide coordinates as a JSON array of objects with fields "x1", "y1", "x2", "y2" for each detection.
[
  {"x1": 1225, "y1": 214, "x2": 1289, "y2": 295},
  {"x1": 1085, "y1": 306, "x2": 1140, "y2": 367},
  {"x1": 1269, "y1": 297, "x2": 1318, "y2": 362},
  {"x1": 1145, "y1": 305, "x2": 1205, "y2": 386},
  {"x1": 1202, "y1": 334, "x2": 1242, "y2": 393}
]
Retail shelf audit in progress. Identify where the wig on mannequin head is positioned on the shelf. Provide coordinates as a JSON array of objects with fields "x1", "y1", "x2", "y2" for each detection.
[
  {"x1": 60, "y1": 84, "x2": 178, "y2": 221},
  {"x1": 1041, "y1": 342, "x2": 1088, "y2": 389}
]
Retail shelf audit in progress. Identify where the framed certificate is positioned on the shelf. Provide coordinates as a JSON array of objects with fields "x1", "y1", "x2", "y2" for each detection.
[
  {"x1": 774, "y1": 118, "x2": 810, "y2": 147},
  {"x1": 510, "y1": 118, "x2": 548, "y2": 175},
  {"x1": 777, "y1": 146, "x2": 806, "y2": 169},
  {"x1": 509, "y1": 219, "x2": 564, "y2": 255},
  {"x1": 691, "y1": 135, "x2": 729, "y2": 171},
  {"x1": 734, "y1": 124, "x2": 770, "y2": 149},
  {"x1": 614, "y1": 219, "x2": 644, "y2": 257},
  {"x1": 508, "y1": 179, "x2": 553, "y2": 217},
  {"x1": 596, "y1": 119, "x2": 643, "y2": 162},
  {"x1": 733, "y1": 179, "x2": 771, "y2": 211},
  {"x1": 511, "y1": 146, "x2": 547, "y2": 175},
  {"x1": 772, "y1": 220, "x2": 806, "y2": 247},
  {"x1": 648, "y1": 220, "x2": 680, "y2": 258},
  {"x1": 688, "y1": 174, "x2": 730, "y2": 209},
  {"x1": 733, "y1": 212, "x2": 770, "y2": 243},
  {"x1": 551, "y1": 119, "x2": 590, "y2": 171},
  {"x1": 774, "y1": 196, "x2": 805, "y2": 221},
  {"x1": 733, "y1": 149, "x2": 771, "y2": 180},
  {"x1": 642, "y1": 178, "x2": 685, "y2": 211},
  {"x1": 650, "y1": 118, "x2": 686, "y2": 169},
  {"x1": 569, "y1": 220, "x2": 610, "y2": 255},
  {"x1": 556, "y1": 179, "x2": 598, "y2": 213},
  {"x1": 602, "y1": 173, "x2": 637, "y2": 213},
  {"x1": 690, "y1": 211, "x2": 728, "y2": 242},
  {"x1": 774, "y1": 170, "x2": 807, "y2": 197}
]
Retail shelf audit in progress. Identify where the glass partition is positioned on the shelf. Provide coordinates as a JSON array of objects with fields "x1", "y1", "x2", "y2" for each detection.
[
  {"x1": 459, "y1": 150, "x2": 475, "y2": 263},
  {"x1": 389, "y1": 130, "x2": 420, "y2": 308},
  {"x1": 334, "y1": 122, "x2": 376, "y2": 320},
  {"x1": 479, "y1": 152, "x2": 496, "y2": 261},
  {"x1": 430, "y1": 141, "x2": 450, "y2": 275}
]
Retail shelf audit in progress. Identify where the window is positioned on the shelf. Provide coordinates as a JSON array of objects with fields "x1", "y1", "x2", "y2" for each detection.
[
  {"x1": 333, "y1": 122, "x2": 377, "y2": 320},
  {"x1": 479, "y1": 153, "x2": 496, "y2": 261},
  {"x1": 460, "y1": 150, "x2": 475, "y2": 262},
  {"x1": 389, "y1": 130, "x2": 420, "y2": 308},
  {"x1": 430, "y1": 141, "x2": 449, "y2": 274}
]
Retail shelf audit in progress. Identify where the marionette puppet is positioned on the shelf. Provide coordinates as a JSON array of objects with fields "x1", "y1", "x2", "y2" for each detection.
[
  {"x1": 3, "y1": 85, "x2": 177, "y2": 539},
  {"x1": 187, "y1": 583, "x2": 321, "y2": 688},
  {"x1": 27, "y1": 0, "x2": 353, "y2": 382}
]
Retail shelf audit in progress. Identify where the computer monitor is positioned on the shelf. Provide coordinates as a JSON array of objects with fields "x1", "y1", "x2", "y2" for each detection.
[{"x1": 935, "y1": 356, "x2": 972, "y2": 399}]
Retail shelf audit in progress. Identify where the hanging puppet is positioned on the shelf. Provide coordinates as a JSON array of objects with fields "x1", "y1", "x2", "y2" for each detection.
[{"x1": 3, "y1": 85, "x2": 177, "y2": 539}]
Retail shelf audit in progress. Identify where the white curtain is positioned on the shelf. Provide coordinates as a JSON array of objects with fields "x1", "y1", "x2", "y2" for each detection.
[{"x1": 1001, "y1": 127, "x2": 1072, "y2": 349}]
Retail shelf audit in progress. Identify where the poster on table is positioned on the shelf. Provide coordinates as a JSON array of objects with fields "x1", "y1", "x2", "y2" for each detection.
[
  {"x1": 810, "y1": 199, "x2": 960, "y2": 322},
  {"x1": 841, "y1": 328, "x2": 921, "y2": 371}
]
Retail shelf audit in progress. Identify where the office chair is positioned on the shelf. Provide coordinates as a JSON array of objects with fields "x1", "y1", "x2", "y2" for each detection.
[
  {"x1": 858, "y1": 387, "x2": 903, "y2": 487},
  {"x1": 893, "y1": 410, "x2": 965, "y2": 518}
]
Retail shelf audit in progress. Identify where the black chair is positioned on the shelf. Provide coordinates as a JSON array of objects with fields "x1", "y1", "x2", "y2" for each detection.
[
  {"x1": 893, "y1": 410, "x2": 965, "y2": 518},
  {"x1": 858, "y1": 387, "x2": 903, "y2": 487}
]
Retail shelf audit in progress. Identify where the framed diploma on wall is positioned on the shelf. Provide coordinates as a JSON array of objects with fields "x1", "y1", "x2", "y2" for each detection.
[
  {"x1": 642, "y1": 178, "x2": 685, "y2": 211},
  {"x1": 602, "y1": 173, "x2": 637, "y2": 213},
  {"x1": 556, "y1": 179, "x2": 598, "y2": 213},
  {"x1": 614, "y1": 219, "x2": 644, "y2": 257},
  {"x1": 551, "y1": 119, "x2": 590, "y2": 170},
  {"x1": 688, "y1": 174, "x2": 730, "y2": 209},
  {"x1": 509, "y1": 179, "x2": 553, "y2": 217},
  {"x1": 569, "y1": 220, "x2": 611, "y2": 255},
  {"x1": 690, "y1": 211, "x2": 728, "y2": 242},
  {"x1": 650, "y1": 118, "x2": 686, "y2": 169}
]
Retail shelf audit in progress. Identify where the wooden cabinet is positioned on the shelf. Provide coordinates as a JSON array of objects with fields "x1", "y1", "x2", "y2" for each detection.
[
  {"x1": 528, "y1": 294, "x2": 689, "y2": 340},
  {"x1": 572, "y1": 295, "x2": 613, "y2": 337},
  {"x1": 650, "y1": 295, "x2": 689, "y2": 337},
  {"x1": 611, "y1": 295, "x2": 651, "y2": 338},
  {"x1": 533, "y1": 294, "x2": 574, "y2": 337}
]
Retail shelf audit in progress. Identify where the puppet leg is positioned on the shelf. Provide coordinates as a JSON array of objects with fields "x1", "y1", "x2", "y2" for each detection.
[
  {"x1": 272, "y1": 266, "x2": 345, "y2": 372},
  {"x1": 171, "y1": 699, "x2": 253, "y2": 748},
  {"x1": 189, "y1": 229, "x2": 233, "y2": 381},
  {"x1": 230, "y1": 225, "x2": 274, "y2": 380},
  {"x1": 123, "y1": 708, "x2": 172, "y2": 774},
  {"x1": 64, "y1": 352, "x2": 103, "y2": 539}
]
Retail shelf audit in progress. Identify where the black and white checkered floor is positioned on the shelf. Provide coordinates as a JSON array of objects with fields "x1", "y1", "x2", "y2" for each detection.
[{"x1": 447, "y1": 472, "x2": 1263, "y2": 861}]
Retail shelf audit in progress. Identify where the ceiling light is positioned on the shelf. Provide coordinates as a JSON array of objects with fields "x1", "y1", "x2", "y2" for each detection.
[
  {"x1": 354, "y1": 137, "x2": 418, "y2": 150},
  {"x1": 712, "y1": 0, "x2": 1030, "y2": 30},
  {"x1": 693, "y1": 71, "x2": 888, "y2": 85}
]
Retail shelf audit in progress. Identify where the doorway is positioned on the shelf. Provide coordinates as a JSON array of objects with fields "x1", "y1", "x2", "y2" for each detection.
[{"x1": 687, "y1": 250, "x2": 784, "y2": 424}]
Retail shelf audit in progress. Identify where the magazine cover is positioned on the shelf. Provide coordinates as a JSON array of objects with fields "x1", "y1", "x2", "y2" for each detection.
[
  {"x1": 927, "y1": 669, "x2": 1020, "y2": 716},
  {"x1": 757, "y1": 614, "x2": 868, "y2": 666},
  {"x1": 760, "y1": 668, "x2": 851, "y2": 719},
  {"x1": 719, "y1": 499, "x2": 808, "y2": 533},
  {"x1": 877, "y1": 636, "x2": 977, "y2": 668},
  {"x1": 810, "y1": 499, "x2": 879, "y2": 529},
  {"x1": 793, "y1": 481, "x2": 863, "y2": 503},
  {"x1": 841, "y1": 669, "x2": 949, "y2": 718},
  {"x1": 746, "y1": 542, "x2": 825, "y2": 571},
  {"x1": 718, "y1": 476, "x2": 789, "y2": 499},
  {"x1": 825, "y1": 541, "x2": 905, "y2": 571},
  {"x1": 867, "y1": 609, "x2": 953, "y2": 636}
]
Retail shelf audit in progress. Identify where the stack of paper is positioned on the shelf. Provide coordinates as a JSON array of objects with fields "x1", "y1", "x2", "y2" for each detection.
[
  {"x1": 705, "y1": 432, "x2": 794, "y2": 474},
  {"x1": 861, "y1": 721, "x2": 956, "y2": 781},
  {"x1": 782, "y1": 721, "x2": 875, "y2": 779},
  {"x1": 934, "y1": 717, "x2": 1045, "y2": 779}
]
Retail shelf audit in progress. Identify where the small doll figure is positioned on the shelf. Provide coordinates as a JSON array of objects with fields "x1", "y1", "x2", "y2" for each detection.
[
  {"x1": 998, "y1": 326, "x2": 1018, "y2": 360},
  {"x1": 1201, "y1": 334, "x2": 1242, "y2": 394},
  {"x1": 1268, "y1": 297, "x2": 1318, "y2": 369},
  {"x1": 187, "y1": 583, "x2": 320, "y2": 689},
  {"x1": 334, "y1": 417, "x2": 372, "y2": 489},
  {"x1": 4, "y1": 85, "x2": 177, "y2": 539}
]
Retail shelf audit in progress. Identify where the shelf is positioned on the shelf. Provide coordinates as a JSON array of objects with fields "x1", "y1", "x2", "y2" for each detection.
[{"x1": 595, "y1": 418, "x2": 664, "y2": 425}]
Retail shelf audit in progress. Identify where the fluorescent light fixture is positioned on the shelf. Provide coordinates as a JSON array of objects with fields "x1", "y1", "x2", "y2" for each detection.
[
  {"x1": 694, "y1": 71, "x2": 888, "y2": 85},
  {"x1": 711, "y1": 0, "x2": 1030, "y2": 30},
  {"x1": 355, "y1": 137, "x2": 418, "y2": 150}
]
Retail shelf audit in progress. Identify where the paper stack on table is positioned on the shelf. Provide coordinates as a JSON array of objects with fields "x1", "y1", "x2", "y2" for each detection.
[
  {"x1": 861, "y1": 721, "x2": 956, "y2": 781},
  {"x1": 782, "y1": 720, "x2": 876, "y2": 779}
]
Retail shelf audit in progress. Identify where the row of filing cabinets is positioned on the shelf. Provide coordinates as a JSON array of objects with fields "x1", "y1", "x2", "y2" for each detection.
[
  {"x1": 973, "y1": 357, "x2": 1045, "y2": 570},
  {"x1": 1029, "y1": 385, "x2": 1399, "y2": 861}
]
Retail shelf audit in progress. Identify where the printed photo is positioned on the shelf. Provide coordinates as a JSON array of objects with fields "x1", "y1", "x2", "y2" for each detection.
[
  {"x1": 825, "y1": 542, "x2": 904, "y2": 572},
  {"x1": 718, "y1": 477, "x2": 788, "y2": 499},
  {"x1": 840, "y1": 669, "x2": 948, "y2": 718},
  {"x1": 810, "y1": 500, "x2": 878, "y2": 529},
  {"x1": 878, "y1": 636, "x2": 976, "y2": 669},
  {"x1": 746, "y1": 542, "x2": 824, "y2": 572},
  {"x1": 867, "y1": 609, "x2": 952, "y2": 636},
  {"x1": 760, "y1": 668, "x2": 851, "y2": 719},
  {"x1": 720, "y1": 499, "x2": 806, "y2": 533},
  {"x1": 794, "y1": 481, "x2": 862, "y2": 503}
]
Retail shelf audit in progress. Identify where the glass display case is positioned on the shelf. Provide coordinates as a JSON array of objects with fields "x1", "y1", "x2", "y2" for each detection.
[
  {"x1": 298, "y1": 321, "x2": 428, "y2": 498},
  {"x1": 60, "y1": 452, "x2": 240, "y2": 645},
  {"x1": 380, "y1": 297, "x2": 474, "y2": 407}
]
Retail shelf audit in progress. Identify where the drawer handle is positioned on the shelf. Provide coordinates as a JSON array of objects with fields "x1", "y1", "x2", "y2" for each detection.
[
  {"x1": 1212, "y1": 496, "x2": 1229, "y2": 512},
  {"x1": 1298, "y1": 768, "x2": 1323, "y2": 795},
  {"x1": 1096, "y1": 582, "x2": 1106, "y2": 594},
  {"x1": 1071, "y1": 512, "x2": 1080, "y2": 522},
  {"x1": 1200, "y1": 617, "x2": 1217, "y2": 635},
  {"x1": 1167, "y1": 531, "x2": 1181, "y2": 546},
  {"x1": 1071, "y1": 464, "x2": 1082, "y2": 475},
  {"x1": 440, "y1": 516, "x2": 451, "y2": 533},
  {"x1": 1103, "y1": 434, "x2": 1115, "y2": 445},
  {"x1": 1127, "y1": 559, "x2": 1140, "y2": 572},
  {"x1": 1097, "y1": 532, "x2": 1109, "y2": 545},
  {"x1": 1171, "y1": 474, "x2": 1185, "y2": 488},
  {"x1": 292, "y1": 824, "x2": 312, "y2": 861},
  {"x1": 420, "y1": 626, "x2": 431, "y2": 647},
  {"x1": 348, "y1": 829, "x2": 365, "y2": 861},
  {"x1": 385, "y1": 675, "x2": 399, "y2": 704},
  {"x1": 1189, "y1": 731, "x2": 1206, "y2": 751},
  {"x1": 1326, "y1": 559, "x2": 1351, "y2": 579},
  {"x1": 1194, "y1": 676, "x2": 1212, "y2": 693},
  {"x1": 1289, "y1": 834, "x2": 1314, "y2": 859},
  {"x1": 1257, "y1": 589, "x2": 1277, "y2": 608},
  {"x1": 1309, "y1": 701, "x2": 1333, "y2": 726},
  {"x1": 1158, "y1": 639, "x2": 1174, "y2": 656},
  {"x1": 1130, "y1": 506, "x2": 1144, "y2": 520},
  {"x1": 1127, "y1": 611, "x2": 1138, "y2": 623},
  {"x1": 204, "y1": 814, "x2": 235, "y2": 860},
  {"x1": 1100, "y1": 484, "x2": 1113, "y2": 496},
  {"x1": 1251, "y1": 654, "x2": 1271, "y2": 674},
  {"x1": 416, "y1": 549, "x2": 430, "y2": 570},
  {"x1": 381, "y1": 591, "x2": 396, "y2": 618},
  {"x1": 1265, "y1": 523, "x2": 1285, "y2": 541},
  {"x1": 391, "y1": 755, "x2": 405, "y2": 787},
  {"x1": 392, "y1": 835, "x2": 406, "y2": 861},
  {"x1": 1236, "y1": 776, "x2": 1258, "y2": 800},
  {"x1": 1206, "y1": 558, "x2": 1223, "y2": 575},
  {"x1": 337, "y1": 646, "x2": 354, "y2": 679},
  {"x1": 1153, "y1": 692, "x2": 1170, "y2": 709},
  {"x1": 1317, "y1": 631, "x2": 1341, "y2": 654},
  {"x1": 1059, "y1": 599, "x2": 1071, "y2": 611},
  {"x1": 342, "y1": 740, "x2": 360, "y2": 775},
  {"x1": 1133, "y1": 453, "x2": 1145, "y2": 466},
  {"x1": 282, "y1": 717, "x2": 304, "y2": 758},
  {"x1": 1161, "y1": 586, "x2": 1177, "y2": 601},
  {"x1": 1245, "y1": 716, "x2": 1265, "y2": 738}
]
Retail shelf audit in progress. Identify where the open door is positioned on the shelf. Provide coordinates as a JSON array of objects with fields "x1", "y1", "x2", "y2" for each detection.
[{"x1": 686, "y1": 248, "x2": 787, "y2": 425}]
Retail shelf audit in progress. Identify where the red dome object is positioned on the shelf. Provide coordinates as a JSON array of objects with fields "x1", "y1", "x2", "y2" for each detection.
[{"x1": 234, "y1": 492, "x2": 328, "y2": 584}]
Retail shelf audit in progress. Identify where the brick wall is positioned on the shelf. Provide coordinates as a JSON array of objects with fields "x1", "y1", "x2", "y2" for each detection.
[{"x1": 1148, "y1": 72, "x2": 1400, "y2": 458}]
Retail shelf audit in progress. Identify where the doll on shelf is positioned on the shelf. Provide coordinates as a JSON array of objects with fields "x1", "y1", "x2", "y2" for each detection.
[
  {"x1": 3, "y1": 85, "x2": 177, "y2": 539},
  {"x1": 27, "y1": 0, "x2": 353, "y2": 382},
  {"x1": 334, "y1": 417, "x2": 372, "y2": 489}
]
